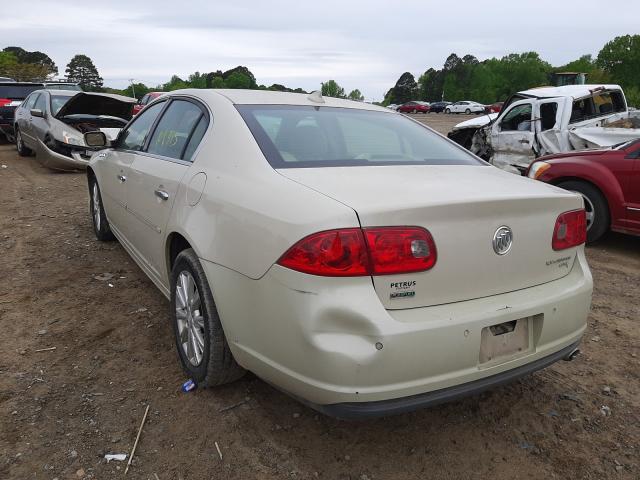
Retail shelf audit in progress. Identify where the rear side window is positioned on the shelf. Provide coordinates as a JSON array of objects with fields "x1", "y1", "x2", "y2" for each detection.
[
  {"x1": 147, "y1": 100, "x2": 205, "y2": 160},
  {"x1": 182, "y1": 116, "x2": 208, "y2": 161},
  {"x1": 540, "y1": 102, "x2": 558, "y2": 131},
  {"x1": 119, "y1": 101, "x2": 165, "y2": 151},
  {"x1": 237, "y1": 105, "x2": 483, "y2": 168}
]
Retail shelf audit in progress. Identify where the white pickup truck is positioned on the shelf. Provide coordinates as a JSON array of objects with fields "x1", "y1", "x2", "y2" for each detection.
[{"x1": 448, "y1": 84, "x2": 640, "y2": 173}]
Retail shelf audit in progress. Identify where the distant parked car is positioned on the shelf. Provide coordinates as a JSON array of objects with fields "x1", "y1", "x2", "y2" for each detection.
[
  {"x1": 527, "y1": 139, "x2": 640, "y2": 242},
  {"x1": 398, "y1": 101, "x2": 430, "y2": 114},
  {"x1": 445, "y1": 101, "x2": 485, "y2": 114},
  {"x1": 485, "y1": 102, "x2": 504, "y2": 114},
  {"x1": 133, "y1": 91, "x2": 165, "y2": 115},
  {"x1": 14, "y1": 89, "x2": 136, "y2": 170},
  {"x1": 0, "y1": 82, "x2": 43, "y2": 141},
  {"x1": 429, "y1": 101, "x2": 452, "y2": 113},
  {"x1": 386, "y1": 104, "x2": 399, "y2": 111}
]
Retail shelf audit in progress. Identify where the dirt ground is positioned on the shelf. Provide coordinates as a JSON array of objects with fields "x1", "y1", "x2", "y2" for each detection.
[{"x1": 0, "y1": 114, "x2": 638, "y2": 480}]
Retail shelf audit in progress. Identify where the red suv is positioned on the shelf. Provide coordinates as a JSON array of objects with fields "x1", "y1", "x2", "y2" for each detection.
[
  {"x1": 397, "y1": 101, "x2": 430, "y2": 114},
  {"x1": 527, "y1": 139, "x2": 640, "y2": 242},
  {"x1": 132, "y1": 92, "x2": 165, "y2": 115}
]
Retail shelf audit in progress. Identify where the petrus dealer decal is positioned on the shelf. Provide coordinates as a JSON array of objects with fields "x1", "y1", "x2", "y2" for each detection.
[{"x1": 390, "y1": 281, "x2": 416, "y2": 299}]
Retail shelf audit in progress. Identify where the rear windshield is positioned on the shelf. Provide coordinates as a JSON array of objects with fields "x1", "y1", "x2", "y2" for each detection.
[
  {"x1": 0, "y1": 84, "x2": 42, "y2": 99},
  {"x1": 237, "y1": 105, "x2": 484, "y2": 168},
  {"x1": 51, "y1": 95, "x2": 73, "y2": 115},
  {"x1": 46, "y1": 84, "x2": 82, "y2": 91}
]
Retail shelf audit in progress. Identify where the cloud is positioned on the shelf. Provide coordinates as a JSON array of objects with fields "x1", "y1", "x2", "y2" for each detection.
[{"x1": 2, "y1": 0, "x2": 639, "y2": 99}]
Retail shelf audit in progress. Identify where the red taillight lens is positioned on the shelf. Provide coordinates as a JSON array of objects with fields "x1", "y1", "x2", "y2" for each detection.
[
  {"x1": 277, "y1": 228, "x2": 370, "y2": 276},
  {"x1": 0, "y1": 98, "x2": 10, "y2": 107},
  {"x1": 552, "y1": 209, "x2": 587, "y2": 250},
  {"x1": 277, "y1": 227, "x2": 437, "y2": 276},
  {"x1": 364, "y1": 227, "x2": 436, "y2": 275}
]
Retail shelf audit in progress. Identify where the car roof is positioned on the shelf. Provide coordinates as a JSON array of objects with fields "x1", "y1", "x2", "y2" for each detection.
[
  {"x1": 171, "y1": 89, "x2": 388, "y2": 112},
  {"x1": 518, "y1": 84, "x2": 623, "y2": 99}
]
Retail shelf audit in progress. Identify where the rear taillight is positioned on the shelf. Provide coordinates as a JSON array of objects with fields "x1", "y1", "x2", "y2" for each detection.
[
  {"x1": 277, "y1": 227, "x2": 437, "y2": 277},
  {"x1": 364, "y1": 227, "x2": 436, "y2": 275},
  {"x1": 552, "y1": 209, "x2": 586, "y2": 250},
  {"x1": 0, "y1": 98, "x2": 10, "y2": 107}
]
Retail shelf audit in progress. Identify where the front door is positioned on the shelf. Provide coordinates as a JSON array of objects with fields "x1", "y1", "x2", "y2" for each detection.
[
  {"x1": 626, "y1": 145, "x2": 640, "y2": 230},
  {"x1": 490, "y1": 99, "x2": 535, "y2": 173},
  {"x1": 124, "y1": 98, "x2": 205, "y2": 279},
  {"x1": 99, "y1": 100, "x2": 167, "y2": 234}
]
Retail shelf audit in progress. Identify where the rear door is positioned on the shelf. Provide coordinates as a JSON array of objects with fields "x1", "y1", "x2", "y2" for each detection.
[
  {"x1": 98, "y1": 100, "x2": 166, "y2": 233},
  {"x1": 16, "y1": 93, "x2": 39, "y2": 146},
  {"x1": 125, "y1": 98, "x2": 209, "y2": 278},
  {"x1": 490, "y1": 99, "x2": 535, "y2": 172}
]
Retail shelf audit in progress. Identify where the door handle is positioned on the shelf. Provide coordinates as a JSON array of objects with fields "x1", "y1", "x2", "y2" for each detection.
[
  {"x1": 154, "y1": 189, "x2": 169, "y2": 201},
  {"x1": 117, "y1": 174, "x2": 127, "y2": 182},
  {"x1": 519, "y1": 139, "x2": 530, "y2": 144}
]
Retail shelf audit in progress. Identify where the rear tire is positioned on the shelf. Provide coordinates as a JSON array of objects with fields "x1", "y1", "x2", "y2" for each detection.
[
  {"x1": 15, "y1": 128, "x2": 32, "y2": 156},
  {"x1": 465, "y1": 108, "x2": 471, "y2": 114},
  {"x1": 556, "y1": 180, "x2": 609, "y2": 243},
  {"x1": 89, "y1": 176, "x2": 115, "y2": 241},
  {"x1": 170, "y1": 248, "x2": 245, "y2": 387},
  {"x1": 412, "y1": 108, "x2": 418, "y2": 114},
  {"x1": 445, "y1": 108, "x2": 451, "y2": 114}
]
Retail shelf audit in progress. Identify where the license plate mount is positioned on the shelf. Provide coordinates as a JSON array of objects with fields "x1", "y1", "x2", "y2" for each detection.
[{"x1": 479, "y1": 316, "x2": 532, "y2": 365}]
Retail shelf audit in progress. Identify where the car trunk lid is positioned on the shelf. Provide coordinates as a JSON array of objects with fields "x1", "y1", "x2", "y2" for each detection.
[{"x1": 279, "y1": 165, "x2": 583, "y2": 309}]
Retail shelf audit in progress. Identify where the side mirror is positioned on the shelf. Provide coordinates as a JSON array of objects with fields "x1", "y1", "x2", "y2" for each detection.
[
  {"x1": 84, "y1": 131, "x2": 108, "y2": 148},
  {"x1": 30, "y1": 109, "x2": 45, "y2": 118}
]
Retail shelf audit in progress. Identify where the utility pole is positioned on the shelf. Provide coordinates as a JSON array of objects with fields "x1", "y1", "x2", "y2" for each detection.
[{"x1": 129, "y1": 78, "x2": 136, "y2": 98}]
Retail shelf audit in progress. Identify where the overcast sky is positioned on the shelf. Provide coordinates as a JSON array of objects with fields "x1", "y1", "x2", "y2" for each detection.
[{"x1": 2, "y1": 0, "x2": 639, "y2": 99}]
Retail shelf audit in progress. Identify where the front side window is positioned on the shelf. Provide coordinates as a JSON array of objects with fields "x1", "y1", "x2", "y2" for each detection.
[
  {"x1": 500, "y1": 104, "x2": 532, "y2": 131},
  {"x1": 540, "y1": 102, "x2": 558, "y2": 131},
  {"x1": 237, "y1": 105, "x2": 484, "y2": 168},
  {"x1": 33, "y1": 93, "x2": 47, "y2": 112},
  {"x1": 147, "y1": 100, "x2": 205, "y2": 160},
  {"x1": 118, "y1": 101, "x2": 165, "y2": 151},
  {"x1": 24, "y1": 93, "x2": 39, "y2": 110}
]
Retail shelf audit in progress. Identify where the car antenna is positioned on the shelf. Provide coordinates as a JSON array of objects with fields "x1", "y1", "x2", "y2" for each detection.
[{"x1": 307, "y1": 90, "x2": 325, "y2": 104}]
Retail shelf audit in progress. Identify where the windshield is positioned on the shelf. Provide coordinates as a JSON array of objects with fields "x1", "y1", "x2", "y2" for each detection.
[
  {"x1": 46, "y1": 84, "x2": 82, "y2": 91},
  {"x1": 51, "y1": 95, "x2": 73, "y2": 115},
  {"x1": 0, "y1": 84, "x2": 42, "y2": 99},
  {"x1": 237, "y1": 105, "x2": 484, "y2": 168}
]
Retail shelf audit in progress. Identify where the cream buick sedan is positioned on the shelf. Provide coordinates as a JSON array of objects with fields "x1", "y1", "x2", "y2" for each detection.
[{"x1": 85, "y1": 89, "x2": 592, "y2": 418}]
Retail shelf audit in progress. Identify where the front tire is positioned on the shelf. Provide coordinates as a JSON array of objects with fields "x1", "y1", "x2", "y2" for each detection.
[
  {"x1": 465, "y1": 108, "x2": 471, "y2": 114},
  {"x1": 445, "y1": 108, "x2": 451, "y2": 114},
  {"x1": 170, "y1": 249, "x2": 245, "y2": 387},
  {"x1": 15, "y1": 128, "x2": 32, "y2": 156},
  {"x1": 556, "y1": 180, "x2": 609, "y2": 243},
  {"x1": 89, "y1": 176, "x2": 115, "y2": 241}
]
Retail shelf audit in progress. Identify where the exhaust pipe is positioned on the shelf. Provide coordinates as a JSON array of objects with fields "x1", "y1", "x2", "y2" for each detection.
[{"x1": 563, "y1": 348, "x2": 580, "y2": 361}]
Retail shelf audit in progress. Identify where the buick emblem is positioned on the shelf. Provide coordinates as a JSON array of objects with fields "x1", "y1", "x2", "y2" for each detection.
[{"x1": 493, "y1": 226, "x2": 513, "y2": 255}]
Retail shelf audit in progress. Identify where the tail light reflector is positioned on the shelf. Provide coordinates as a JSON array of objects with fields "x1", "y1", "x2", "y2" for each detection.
[
  {"x1": 552, "y1": 209, "x2": 586, "y2": 250},
  {"x1": 277, "y1": 227, "x2": 437, "y2": 276}
]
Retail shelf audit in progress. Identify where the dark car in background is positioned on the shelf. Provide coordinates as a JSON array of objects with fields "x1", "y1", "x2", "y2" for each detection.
[
  {"x1": 0, "y1": 82, "x2": 43, "y2": 141},
  {"x1": 397, "y1": 101, "x2": 430, "y2": 114},
  {"x1": 429, "y1": 101, "x2": 452, "y2": 113},
  {"x1": 132, "y1": 91, "x2": 165, "y2": 115}
]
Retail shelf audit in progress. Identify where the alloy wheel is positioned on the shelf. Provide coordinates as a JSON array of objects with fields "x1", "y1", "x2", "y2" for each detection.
[
  {"x1": 571, "y1": 190, "x2": 595, "y2": 230},
  {"x1": 175, "y1": 270, "x2": 205, "y2": 366},
  {"x1": 16, "y1": 131, "x2": 23, "y2": 151}
]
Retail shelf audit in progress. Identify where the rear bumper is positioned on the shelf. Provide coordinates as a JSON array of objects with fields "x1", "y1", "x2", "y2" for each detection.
[
  {"x1": 203, "y1": 249, "x2": 592, "y2": 412},
  {"x1": 313, "y1": 340, "x2": 580, "y2": 419}
]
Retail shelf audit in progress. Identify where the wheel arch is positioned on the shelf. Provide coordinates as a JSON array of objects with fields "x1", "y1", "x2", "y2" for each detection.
[{"x1": 550, "y1": 176, "x2": 612, "y2": 226}]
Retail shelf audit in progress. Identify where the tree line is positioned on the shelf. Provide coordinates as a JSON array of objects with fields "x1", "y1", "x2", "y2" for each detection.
[
  {"x1": 0, "y1": 46, "x2": 366, "y2": 101},
  {"x1": 383, "y1": 34, "x2": 640, "y2": 107}
]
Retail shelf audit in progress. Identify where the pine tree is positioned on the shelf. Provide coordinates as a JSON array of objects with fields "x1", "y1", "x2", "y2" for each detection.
[{"x1": 65, "y1": 54, "x2": 103, "y2": 91}]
